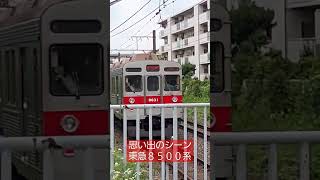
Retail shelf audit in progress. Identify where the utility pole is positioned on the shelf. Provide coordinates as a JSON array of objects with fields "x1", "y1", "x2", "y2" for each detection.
[
  {"x1": 153, "y1": 30, "x2": 156, "y2": 53},
  {"x1": 130, "y1": 35, "x2": 153, "y2": 51}
]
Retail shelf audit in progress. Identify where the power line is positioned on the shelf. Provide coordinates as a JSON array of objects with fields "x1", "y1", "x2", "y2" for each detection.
[
  {"x1": 111, "y1": 0, "x2": 170, "y2": 37},
  {"x1": 117, "y1": 0, "x2": 175, "y2": 48},
  {"x1": 110, "y1": 0, "x2": 152, "y2": 32}
]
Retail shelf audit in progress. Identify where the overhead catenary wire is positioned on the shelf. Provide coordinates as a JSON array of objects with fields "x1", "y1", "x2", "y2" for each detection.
[
  {"x1": 112, "y1": 34, "x2": 211, "y2": 53},
  {"x1": 117, "y1": 0, "x2": 176, "y2": 49},
  {"x1": 111, "y1": 0, "x2": 170, "y2": 37},
  {"x1": 110, "y1": 0, "x2": 152, "y2": 32}
]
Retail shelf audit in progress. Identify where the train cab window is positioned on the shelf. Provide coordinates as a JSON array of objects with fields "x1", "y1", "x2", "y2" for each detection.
[
  {"x1": 125, "y1": 75, "x2": 142, "y2": 92},
  {"x1": 164, "y1": 75, "x2": 180, "y2": 91},
  {"x1": 211, "y1": 42, "x2": 224, "y2": 92},
  {"x1": 50, "y1": 44, "x2": 103, "y2": 96},
  {"x1": 147, "y1": 76, "x2": 159, "y2": 91}
]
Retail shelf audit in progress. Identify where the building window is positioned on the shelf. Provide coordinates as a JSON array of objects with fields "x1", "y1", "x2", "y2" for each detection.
[
  {"x1": 301, "y1": 21, "x2": 315, "y2": 38},
  {"x1": 203, "y1": 65, "x2": 208, "y2": 74}
]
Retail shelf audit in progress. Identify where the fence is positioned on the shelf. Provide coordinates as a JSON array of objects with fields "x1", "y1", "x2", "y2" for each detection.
[
  {"x1": 110, "y1": 103, "x2": 210, "y2": 180},
  {"x1": 0, "y1": 135, "x2": 109, "y2": 180},
  {"x1": 211, "y1": 131, "x2": 320, "y2": 180}
]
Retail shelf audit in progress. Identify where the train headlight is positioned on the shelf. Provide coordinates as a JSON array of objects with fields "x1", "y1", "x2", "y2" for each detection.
[
  {"x1": 129, "y1": 98, "x2": 135, "y2": 104},
  {"x1": 60, "y1": 115, "x2": 79, "y2": 133},
  {"x1": 172, "y1": 96, "x2": 178, "y2": 103}
]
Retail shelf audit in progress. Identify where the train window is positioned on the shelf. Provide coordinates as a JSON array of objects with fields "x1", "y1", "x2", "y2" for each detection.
[
  {"x1": 50, "y1": 44, "x2": 103, "y2": 96},
  {"x1": 211, "y1": 18, "x2": 223, "y2": 32},
  {"x1": 211, "y1": 42, "x2": 224, "y2": 92},
  {"x1": 147, "y1": 76, "x2": 159, "y2": 91},
  {"x1": 112, "y1": 77, "x2": 115, "y2": 94},
  {"x1": 125, "y1": 75, "x2": 142, "y2": 92},
  {"x1": 5, "y1": 50, "x2": 17, "y2": 104},
  {"x1": 5, "y1": 51, "x2": 10, "y2": 103},
  {"x1": 164, "y1": 67, "x2": 179, "y2": 71},
  {"x1": 164, "y1": 75, "x2": 180, "y2": 91},
  {"x1": 126, "y1": 68, "x2": 142, "y2": 72},
  {"x1": 51, "y1": 20, "x2": 101, "y2": 33}
]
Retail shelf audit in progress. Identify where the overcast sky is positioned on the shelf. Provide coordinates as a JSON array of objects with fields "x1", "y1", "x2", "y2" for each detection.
[{"x1": 110, "y1": 0, "x2": 202, "y2": 54}]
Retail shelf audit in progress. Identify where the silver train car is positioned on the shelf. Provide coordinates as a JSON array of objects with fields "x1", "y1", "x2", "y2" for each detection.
[
  {"x1": 0, "y1": 0, "x2": 109, "y2": 179},
  {"x1": 111, "y1": 59, "x2": 183, "y2": 138}
]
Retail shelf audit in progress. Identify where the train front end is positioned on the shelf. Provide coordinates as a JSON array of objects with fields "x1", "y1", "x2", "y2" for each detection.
[
  {"x1": 123, "y1": 60, "x2": 183, "y2": 138},
  {"x1": 41, "y1": 0, "x2": 109, "y2": 179}
]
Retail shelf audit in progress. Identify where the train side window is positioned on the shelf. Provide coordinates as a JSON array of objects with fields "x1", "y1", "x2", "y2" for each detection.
[
  {"x1": 115, "y1": 76, "x2": 119, "y2": 94},
  {"x1": 5, "y1": 50, "x2": 16, "y2": 104},
  {"x1": 5, "y1": 51, "x2": 10, "y2": 103},
  {"x1": 111, "y1": 77, "x2": 115, "y2": 94},
  {"x1": 11, "y1": 50, "x2": 16, "y2": 104},
  {"x1": 164, "y1": 75, "x2": 180, "y2": 91},
  {"x1": 211, "y1": 42, "x2": 224, "y2": 92},
  {"x1": 147, "y1": 76, "x2": 159, "y2": 91},
  {"x1": 125, "y1": 75, "x2": 142, "y2": 92}
]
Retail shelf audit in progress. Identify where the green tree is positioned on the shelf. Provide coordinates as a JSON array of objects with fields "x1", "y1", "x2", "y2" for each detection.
[
  {"x1": 182, "y1": 63, "x2": 196, "y2": 79},
  {"x1": 230, "y1": 0, "x2": 275, "y2": 54}
]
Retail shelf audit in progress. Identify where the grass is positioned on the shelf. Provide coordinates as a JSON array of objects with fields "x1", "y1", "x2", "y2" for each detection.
[{"x1": 182, "y1": 79, "x2": 210, "y2": 124}]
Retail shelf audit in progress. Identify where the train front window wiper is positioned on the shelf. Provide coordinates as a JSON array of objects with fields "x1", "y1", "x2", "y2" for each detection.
[{"x1": 72, "y1": 72, "x2": 80, "y2": 99}]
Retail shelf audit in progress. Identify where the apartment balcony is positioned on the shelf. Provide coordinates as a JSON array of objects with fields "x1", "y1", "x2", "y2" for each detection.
[
  {"x1": 199, "y1": 32, "x2": 209, "y2": 44},
  {"x1": 159, "y1": 28, "x2": 169, "y2": 38},
  {"x1": 172, "y1": 18, "x2": 195, "y2": 33},
  {"x1": 287, "y1": 37, "x2": 316, "y2": 62},
  {"x1": 199, "y1": 11, "x2": 209, "y2": 24},
  {"x1": 287, "y1": 0, "x2": 320, "y2": 8},
  {"x1": 200, "y1": 74, "x2": 210, "y2": 81},
  {"x1": 173, "y1": 55, "x2": 196, "y2": 64},
  {"x1": 172, "y1": 36, "x2": 196, "y2": 50},
  {"x1": 200, "y1": 53, "x2": 210, "y2": 64},
  {"x1": 159, "y1": 44, "x2": 169, "y2": 53}
]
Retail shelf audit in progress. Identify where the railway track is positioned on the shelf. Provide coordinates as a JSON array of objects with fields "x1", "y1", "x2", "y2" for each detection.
[
  {"x1": 175, "y1": 119, "x2": 210, "y2": 179},
  {"x1": 177, "y1": 119, "x2": 210, "y2": 139}
]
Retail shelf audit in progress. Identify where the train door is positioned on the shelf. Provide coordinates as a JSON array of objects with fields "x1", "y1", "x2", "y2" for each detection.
[
  {"x1": 145, "y1": 75, "x2": 161, "y2": 104},
  {"x1": 19, "y1": 47, "x2": 27, "y2": 136},
  {"x1": 20, "y1": 46, "x2": 40, "y2": 137},
  {"x1": 0, "y1": 51, "x2": 3, "y2": 132}
]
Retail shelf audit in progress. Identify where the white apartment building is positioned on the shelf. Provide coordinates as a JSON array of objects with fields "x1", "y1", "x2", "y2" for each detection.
[
  {"x1": 158, "y1": 0, "x2": 210, "y2": 80},
  {"x1": 226, "y1": 0, "x2": 320, "y2": 62}
]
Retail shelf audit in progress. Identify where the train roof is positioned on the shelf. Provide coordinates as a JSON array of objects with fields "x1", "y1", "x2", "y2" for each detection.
[
  {"x1": 0, "y1": 0, "x2": 73, "y2": 28},
  {"x1": 111, "y1": 59, "x2": 180, "y2": 70}
]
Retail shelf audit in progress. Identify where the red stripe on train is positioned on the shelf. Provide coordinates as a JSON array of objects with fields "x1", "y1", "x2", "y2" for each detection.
[
  {"x1": 123, "y1": 96, "x2": 144, "y2": 104},
  {"x1": 163, "y1": 95, "x2": 183, "y2": 103},
  {"x1": 210, "y1": 107, "x2": 232, "y2": 132},
  {"x1": 123, "y1": 95, "x2": 183, "y2": 104},
  {"x1": 43, "y1": 111, "x2": 108, "y2": 136}
]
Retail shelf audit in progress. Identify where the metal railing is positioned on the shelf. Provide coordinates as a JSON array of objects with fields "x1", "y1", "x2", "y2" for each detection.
[
  {"x1": 110, "y1": 103, "x2": 210, "y2": 180},
  {"x1": 211, "y1": 131, "x2": 320, "y2": 180},
  {"x1": 0, "y1": 135, "x2": 109, "y2": 180}
]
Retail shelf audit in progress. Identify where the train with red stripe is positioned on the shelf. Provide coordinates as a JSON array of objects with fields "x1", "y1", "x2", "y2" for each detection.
[
  {"x1": 111, "y1": 58, "x2": 183, "y2": 138},
  {"x1": 0, "y1": 0, "x2": 109, "y2": 179},
  {"x1": 210, "y1": 2, "x2": 233, "y2": 179}
]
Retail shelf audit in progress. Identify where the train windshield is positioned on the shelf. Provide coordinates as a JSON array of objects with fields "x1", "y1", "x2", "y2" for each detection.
[
  {"x1": 50, "y1": 44, "x2": 103, "y2": 97},
  {"x1": 164, "y1": 75, "x2": 180, "y2": 91},
  {"x1": 147, "y1": 76, "x2": 159, "y2": 91},
  {"x1": 125, "y1": 75, "x2": 142, "y2": 92}
]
